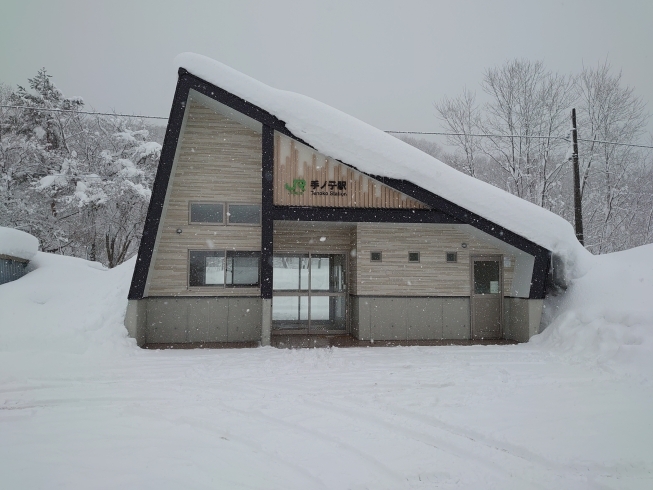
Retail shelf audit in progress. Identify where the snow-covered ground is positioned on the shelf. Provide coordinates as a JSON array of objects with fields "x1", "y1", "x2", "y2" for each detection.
[{"x1": 1, "y1": 248, "x2": 652, "y2": 489}]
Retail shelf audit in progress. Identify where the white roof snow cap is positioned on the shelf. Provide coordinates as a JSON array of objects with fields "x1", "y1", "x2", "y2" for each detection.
[
  {"x1": 174, "y1": 53, "x2": 588, "y2": 265},
  {"x1": 0, "y1": 227, "x2": 39, "y2": 261}
]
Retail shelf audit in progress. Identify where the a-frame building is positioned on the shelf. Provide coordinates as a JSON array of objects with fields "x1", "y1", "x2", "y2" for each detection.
[{"x1": 125, "y1": 54, "x2": 576, "y2": 348}]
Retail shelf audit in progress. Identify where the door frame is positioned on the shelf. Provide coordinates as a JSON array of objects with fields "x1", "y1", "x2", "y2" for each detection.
[
  {"x1": 272, "y1": 252, "x2": 349, "y2": 334},
  {"x1": 469, "y1": 254, "x2": 504, "y2": 340}
]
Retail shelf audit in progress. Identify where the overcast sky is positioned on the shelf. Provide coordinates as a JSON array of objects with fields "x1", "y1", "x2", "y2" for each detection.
[{"x1": 2, "y1": 0, "x2": 652, "y2": 136}]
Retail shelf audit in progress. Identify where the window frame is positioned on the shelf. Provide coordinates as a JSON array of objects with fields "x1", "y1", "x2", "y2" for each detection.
[
  {"x1": 225, "y1": 250, "x2": 262, "y2": 287},
  {"x1": 408, "y1": 251, "x2": 420, "y2": 263},
  {"x1": 187, "y1": 202, "x2": 262, "y2": 226},
  {"x1": 226, "y1": 203, "x2": 262, "y2": 226},
  {"x1": 188, "y1": 201, "x2": 225, "y2": 225},
  {"x1": 188, "y1": 249, "x2": 261, "y2": 288},
  {"x1": 370, "y1": 251, "x2": 382, "y2": 262}
]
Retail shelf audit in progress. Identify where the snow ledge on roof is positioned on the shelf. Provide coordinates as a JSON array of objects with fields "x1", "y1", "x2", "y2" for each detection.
[
  {"x1": 174, "y1": 53, "x2": 591, "y2": 275},
  {"x1": 0, "y1": 227, "x2": 39, "y2": 261}
]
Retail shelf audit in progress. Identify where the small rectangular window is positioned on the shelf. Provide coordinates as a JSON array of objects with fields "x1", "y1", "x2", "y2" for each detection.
[
  {"x1": 408, "y1": 252, "x2": 420, "y2": 262},
  {"x1": 190, "y1": 203, "x2": 224, "y2": 224},
  {"x1": 189, "y1": 250, "x2": 260, "y2": 287},
  {"x1": 228, "y1": 204, "x2": 261, "y2": 225},
  {"x1": 446, "y1": 252, "x2": 458, "y2": 263},
  {"x1": 370, "y1": 251, "x2": 382, "y2": 262}
]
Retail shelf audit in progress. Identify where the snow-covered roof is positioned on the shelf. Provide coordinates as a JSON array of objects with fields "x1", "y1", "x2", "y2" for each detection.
[
  {"x1": 0, "y1": 227, "x2": 39, "y2": 261},
  {"x1": 174, "y1": 53, "x2": 588, "y2": 266}
]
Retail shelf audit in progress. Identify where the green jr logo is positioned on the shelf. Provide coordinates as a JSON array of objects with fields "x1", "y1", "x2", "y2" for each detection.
[{"x1": 285, "y1": 178, "x2": 306, "y2": 195}]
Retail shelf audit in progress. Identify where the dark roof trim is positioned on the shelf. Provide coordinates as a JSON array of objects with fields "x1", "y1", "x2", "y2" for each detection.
[
  {"x1": 373, "y1": 175, "x2": 545, "y2": 257},
  {"x1": 129, "y1": 70, "x2": 550, "y2": 300},
  {"x1": 177, "y1": 68, "x2": 308, "y2": 144},
  {"x1": 128, "y1": 74, "x2": 192, "y2": 299},
  {"x1": 272, "y1": 206, "x2": 461, "y2": 224}
]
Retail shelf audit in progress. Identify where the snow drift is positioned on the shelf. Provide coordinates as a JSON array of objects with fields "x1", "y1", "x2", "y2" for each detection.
[
  {"x1": 0, "y1": 253, "x2": 136, "y2": 357},
  {"x1": 535, "y1": 242, "x2": 653, "y2": 374},
  {"x1": 0, "y1": 227, "x2": 39, "y2": 261}
]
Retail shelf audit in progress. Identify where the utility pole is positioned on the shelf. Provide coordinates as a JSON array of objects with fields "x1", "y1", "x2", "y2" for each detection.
[{"x1": 571, "y1": 108, "x2": 584, "y2": 245}]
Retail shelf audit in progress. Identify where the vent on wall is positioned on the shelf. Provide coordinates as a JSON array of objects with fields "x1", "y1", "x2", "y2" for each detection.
[
  {"x1": 446, "y1": 252, "x2": 458, "y2": 263},
  {"x1": 408, "y1": 252, "x2": 420, "y2": 262},
  {"x1": 370, "y1": 251, "x2": 382, "y2": 262}
]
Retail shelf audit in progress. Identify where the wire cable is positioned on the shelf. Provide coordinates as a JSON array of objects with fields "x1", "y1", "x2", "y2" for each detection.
[
  {"x1": 0, "y1": 104, "x2": 168, "y2": 120},
  {"x1": 2, "y1": 104, "x2": 651, "y2": 149},
  {"x1": 385, "y1": 131, "x2": 653, "y2": 149}
]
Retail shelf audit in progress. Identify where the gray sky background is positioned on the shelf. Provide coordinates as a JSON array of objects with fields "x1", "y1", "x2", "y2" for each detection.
[{"x1": 1, "y1": 0, "x2": 652, "y2": 136}]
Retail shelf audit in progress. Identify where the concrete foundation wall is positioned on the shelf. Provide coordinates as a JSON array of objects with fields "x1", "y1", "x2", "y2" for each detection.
[
  {"x1": 125, "y1": 297, "x2": 262, "y2": 345},
  {"x1": 351, "y1": 296, "x2": 470, "y2": 341},
  {"x1": 125, "y1": 299, "x2": 147, "y2": 347},
  {"x1": 124, "y1": 296, "x2": 543, "y2": 346},
  {"x1": 503, "y1": 298, "x2": 544, "y2": 342}
]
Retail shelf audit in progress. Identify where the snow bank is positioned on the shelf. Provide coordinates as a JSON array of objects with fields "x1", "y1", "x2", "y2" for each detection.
[
  {"x1": 0, "y1": 227, "x2": 39, "y2": 261},
  {"x1": 1, "y1": 252, "x2": 652, "y2": 488},
  {"x1": 174, "y1": 53, "x2": 590, "y2": 274},
  {"x1": 535, "y1": 243, "x2": 653, "y2": 375},
  {"x1": 0, "y1": 252, "x2": 137, "y2": 357}
]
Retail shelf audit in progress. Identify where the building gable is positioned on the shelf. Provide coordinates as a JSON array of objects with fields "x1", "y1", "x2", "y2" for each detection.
[
  {"x1": 128, "y1": 69, "x2": 551, "y2": 301},
  {"x1": 274, "y1": 133, "x2": 428, "y2": 209}
]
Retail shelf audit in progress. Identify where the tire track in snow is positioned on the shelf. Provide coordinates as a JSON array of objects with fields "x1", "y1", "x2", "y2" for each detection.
[
  {"x1": 300, "y1": 396, "x2": 587, "y2": 489},
  {"x1": 219, "y1": 403, "x2": 409, "y2": 487}
]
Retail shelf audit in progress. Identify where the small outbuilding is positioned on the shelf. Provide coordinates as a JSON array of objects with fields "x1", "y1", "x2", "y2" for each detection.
[
  {"x1": 125, "y1": 54, "x2": 579, "y2": 348},
  {"x1": 0, "y1": 227, "x2": 39, "y2": 285}
]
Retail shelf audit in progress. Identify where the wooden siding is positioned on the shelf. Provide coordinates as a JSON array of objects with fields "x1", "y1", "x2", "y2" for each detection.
[
  {"x1": 354, "y1": 223, "x2": 515, "y2": 297},
  {"x1": 273, "y1": 221, "x2": 353, "y2": 254},
  {"x1": 148, "y1": 99, "x2": 263, "y2": 297},
  {"x1": 273, "y1": 132, "x2": 428, "y2": 209}
]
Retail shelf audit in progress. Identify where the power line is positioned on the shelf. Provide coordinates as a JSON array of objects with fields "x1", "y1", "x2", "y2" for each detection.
[
  {"x1": 385, "y1": 130, "x2": 653, "y2": 150},
  {"x1": 386, "y1": 130, "x2": 569, "y2": 141},
  {"x1": 0, "y1": 104, "x2": 168, "y2": 120},
  {"x1": 2, "y1": 104, "x2": 651, "y2": 149}
]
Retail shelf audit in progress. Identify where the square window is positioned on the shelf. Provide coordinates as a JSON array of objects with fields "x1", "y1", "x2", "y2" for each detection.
[
  {"x1": 189, "y1": 250, "x2": 225, "y2": 286},
  {"x1": 446, "y1": 252, "x2": 457, "y2": 263},
  {"x1": 190, "y1": 203, "x2": 224, "y2": 224},
  {"x1": 228, "y1": 204, "x2": 261, "y2": 225},
  {"x1": 370, "y1": 251, "x2": 382, "y2": 262},
  {"x1": 226, "y1": 251, "x2": 261, "y2": 286},
  {"x1": 408, "y1": 252, "x2": 420, "y2": 262}
]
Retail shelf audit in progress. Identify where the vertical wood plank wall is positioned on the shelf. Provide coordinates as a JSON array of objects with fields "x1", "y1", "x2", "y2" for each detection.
[
  {"x1": 148, "y1": 99, "x2": 263, "y2": 297},
  {"x1": 273, "y1": 133, "x2": 428, "y2": 209},
  {"x1": 354, "y1": 223, "x2": 515, "y2": 297}
]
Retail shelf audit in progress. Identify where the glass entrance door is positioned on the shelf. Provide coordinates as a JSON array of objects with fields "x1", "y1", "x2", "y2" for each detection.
[{"x1": 272, "y1": 253, "x2": 347, "y2": 332}]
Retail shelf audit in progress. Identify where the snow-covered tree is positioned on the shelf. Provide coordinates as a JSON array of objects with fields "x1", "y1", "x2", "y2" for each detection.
[
  {"x1": 575, "y1": 61, "x2": 650, "y2": 253},
  {"x1": 0, "y1": 69, "x2": 162, "y2": 267},
  {"x1": 428, "y1": 59, "x2": 652, "y2": 253}
]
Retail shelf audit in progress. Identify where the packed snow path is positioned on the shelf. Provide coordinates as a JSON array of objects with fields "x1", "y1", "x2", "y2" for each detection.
[{"x1": 1, "y1": 251, "x2": 652, "y2": 489}]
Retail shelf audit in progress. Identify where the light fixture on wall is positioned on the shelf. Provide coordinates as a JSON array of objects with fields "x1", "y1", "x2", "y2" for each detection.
[
  {"x1": 461, "y1": 242, "x2": 467, "y2": 248},
  {"x1": 176, "y1": 228, "x2": 183, "y2": 234}
]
